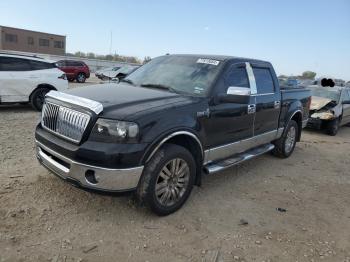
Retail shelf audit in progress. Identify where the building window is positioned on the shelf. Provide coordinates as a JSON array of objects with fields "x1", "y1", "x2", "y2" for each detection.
[
  {"x1": 39, "y1": 38, "x2": 50, "y2": 47},
  {"x1": 5, "y1": 33, "x2": 18, "y2": 43},
  {"x1": 28, "y1": 37, "x2": 34, "y2": 45},
  {"x1": 54, "y1": 41, "x2": 64, "y2": 49}
]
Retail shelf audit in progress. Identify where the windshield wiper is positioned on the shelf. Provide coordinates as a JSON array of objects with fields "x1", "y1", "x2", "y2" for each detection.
[
  {"x1": 120, "y1": 79, "x2": 135, "y2": 85},
  {"x1": 140, "y1": 83, "x2": 177, "y2": 93}
]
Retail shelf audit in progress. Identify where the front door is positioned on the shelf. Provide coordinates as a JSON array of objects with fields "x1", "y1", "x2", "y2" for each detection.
[{"x1": 203, "y1": 63, "x2": 255, "y2": 162}]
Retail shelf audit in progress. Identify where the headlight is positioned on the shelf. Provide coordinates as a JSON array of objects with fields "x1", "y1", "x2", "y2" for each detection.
[
  {"x1": 311, "y1": 111, "x2": 335, "y2": 120},
  {"x1": 90, "y1": 118, "x2": 139, "y2": 143}
]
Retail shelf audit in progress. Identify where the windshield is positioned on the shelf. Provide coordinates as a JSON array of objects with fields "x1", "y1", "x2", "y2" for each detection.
[
  {"x1": 125, "y1": 56, "x2": 223, "y2": 97},
  {"x1": 310, "y1": 88, "x2": 341, "y2": 102}
]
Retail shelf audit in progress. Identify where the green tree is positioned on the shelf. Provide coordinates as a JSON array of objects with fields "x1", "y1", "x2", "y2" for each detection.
[
  {"x1": 143, "y1": 56, "x2": 152, "y2": 64},
  {"x1": 301, "y1": 71, "x2": 316, "y2": 79},
  {"x1": 74, "y1": 51, "x2": 86, "y2": 58},
  {"x1": 87, "y1": 52, "x2": 96, "y2": 59},
  {"x1": 105, "y1": 55, "x2": 113, "y2": 61}
]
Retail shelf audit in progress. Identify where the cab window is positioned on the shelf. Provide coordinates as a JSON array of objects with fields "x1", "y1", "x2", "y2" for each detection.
[
  {"x1": 224, "y1": 67, "x2": 250, "y2": 89},
  {"x1": 253, "y1": 67, "x2": 275, "y2": 94}
]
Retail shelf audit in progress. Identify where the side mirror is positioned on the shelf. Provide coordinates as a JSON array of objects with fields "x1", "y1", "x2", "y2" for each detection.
[
  {"x1": 217, "y1": 86, "x2": 251, "y2": 104},
  {"x1": 342, "y1": 100, "x2": 350, "y2": 105},
  {"x1": 111, "y1": 77, "x2": 120, "y2": 83}
]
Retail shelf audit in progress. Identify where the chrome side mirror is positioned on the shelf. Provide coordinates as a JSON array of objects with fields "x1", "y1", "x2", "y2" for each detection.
[{"x1": 227, "y1": 86, "x2": 251, "y2": 96}]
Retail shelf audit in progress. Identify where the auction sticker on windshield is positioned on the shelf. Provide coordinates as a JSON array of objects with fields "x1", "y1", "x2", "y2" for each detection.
[{"x1": 197, "y1": 58, "x2": 220, "y2": 66}]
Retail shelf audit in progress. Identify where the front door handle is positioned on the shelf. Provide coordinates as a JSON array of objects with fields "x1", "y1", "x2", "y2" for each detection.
[
  {"x1": 248, "y1": 104, "x2": 256, "y2": 114},
  {"x1": 274, "y1": 101, "x2": 281, "y2": 109}
]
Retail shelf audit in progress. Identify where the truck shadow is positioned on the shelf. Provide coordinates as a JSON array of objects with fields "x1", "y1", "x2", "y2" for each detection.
[{"x1": 0, "y1": 104, "x2": 36, "y2": 112}]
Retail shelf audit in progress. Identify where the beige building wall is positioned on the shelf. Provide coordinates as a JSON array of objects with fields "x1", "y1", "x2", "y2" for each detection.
[{"x1": 0, "y1": 26, "x2": 66, "y2": 55}]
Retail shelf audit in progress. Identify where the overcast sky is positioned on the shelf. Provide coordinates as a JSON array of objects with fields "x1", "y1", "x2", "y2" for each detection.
[{"x1": 1, "y1": 0, "x2": 349, "y2": 80}]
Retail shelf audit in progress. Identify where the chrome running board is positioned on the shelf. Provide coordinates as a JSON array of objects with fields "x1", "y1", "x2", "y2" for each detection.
[{"x1": 204, "y1": 143, "x2": 275, "y2": 174}]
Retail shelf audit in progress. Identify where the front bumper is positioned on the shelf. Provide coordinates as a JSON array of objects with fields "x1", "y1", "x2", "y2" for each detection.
[
  {"x1": 36, "y1": 141, "x2": 144, "y2": 192},
  {"x1": 307, "y1": 117, "x2": 322, "y2": 129}
]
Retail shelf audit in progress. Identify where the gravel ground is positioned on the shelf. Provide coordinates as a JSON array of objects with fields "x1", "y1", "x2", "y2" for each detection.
[{"x1": 1, "y1": 78, "x2": 350, "y2": 262}]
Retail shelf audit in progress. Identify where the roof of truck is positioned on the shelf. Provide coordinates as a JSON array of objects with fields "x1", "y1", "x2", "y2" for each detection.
[{"x1": 169, "y1": 53, "x2": 270, "y2": 64}]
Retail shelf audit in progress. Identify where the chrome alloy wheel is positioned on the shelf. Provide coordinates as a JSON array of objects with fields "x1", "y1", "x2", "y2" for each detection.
[
  {"x1": 285, "y1": 126, "x2": 296, "y2": 153},
  {"x1": 155, "y1": 158, "x2": 190, "y2": 207}
]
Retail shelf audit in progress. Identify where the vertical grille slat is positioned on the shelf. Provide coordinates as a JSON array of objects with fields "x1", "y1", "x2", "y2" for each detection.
[{"x1": 41, "y1": 102, "x2": 90, "y2": 143}]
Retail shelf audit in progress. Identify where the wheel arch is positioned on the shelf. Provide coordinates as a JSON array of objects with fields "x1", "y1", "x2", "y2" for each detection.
[
  {"x1": 142, "y1": 131, "x2": 204, "y2": 186},
  {"x1": 289, "y1": 110, "x2": 303, "y2": 141},
  {"x1": 29, "y1": 84, "x2": 57, "y2": 100},
  {"x1": 77, "y1": 72, "x2": 86, "y2": 77}
]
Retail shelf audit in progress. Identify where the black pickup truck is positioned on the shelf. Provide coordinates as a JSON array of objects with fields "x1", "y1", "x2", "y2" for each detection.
[{"x1": 35, "y1": 54, "x2": 310, "y2": 215}]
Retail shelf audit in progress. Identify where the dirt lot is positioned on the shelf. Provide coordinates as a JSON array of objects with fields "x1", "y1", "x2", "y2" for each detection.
[{"x1": 1, "y1": 78, "x2": 350, "y2": 262}]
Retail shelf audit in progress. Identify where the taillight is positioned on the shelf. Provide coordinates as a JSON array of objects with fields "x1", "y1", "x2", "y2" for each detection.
[{"x1": 58, "y1": 73, "x2": 67, "y2": 80}]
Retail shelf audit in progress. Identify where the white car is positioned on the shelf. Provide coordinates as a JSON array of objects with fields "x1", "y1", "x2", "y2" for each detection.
[
  {"x1": 0, "y1": 53, "x2": 68, "y2": 110},
  {"x1": 95, "y1": 66, "x2": 121, "y2": 79},
  {"x1": 101, "y1": 65, "x2": 140, "y2": 80}
]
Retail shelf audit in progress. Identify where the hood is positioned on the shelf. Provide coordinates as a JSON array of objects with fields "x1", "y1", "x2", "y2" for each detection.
[
  {"x1": 310, "y1": 96, "x2": 333, "y2": 110},
  {"x1": 64, "y1": 83, "x2": 196, "y2": 120}
]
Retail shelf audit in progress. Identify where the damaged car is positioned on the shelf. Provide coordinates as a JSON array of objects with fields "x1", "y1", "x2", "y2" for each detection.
[{"x1": 308, "y1": 86, "x2": 350, "y2": 135}]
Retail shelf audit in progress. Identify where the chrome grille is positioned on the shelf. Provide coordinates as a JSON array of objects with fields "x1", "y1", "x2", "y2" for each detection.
[{"x1": 42, "y1": 102, "x2": 90, "y2": 143}]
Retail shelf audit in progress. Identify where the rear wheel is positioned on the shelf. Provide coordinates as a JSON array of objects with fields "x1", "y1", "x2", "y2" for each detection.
[
  {"x1": 136, "y1": 144, "x2": 196, "y2": 216},
  {"x1": 30, "y1": 87, "x2": 50, "y2": 111},
  {"x1": 76, "y1": 73, "x2": 86, "y2": 83},
  {"x1": 326, "y1": 118, "x2": 339, "y2": 136},
  {"x1": 273, "y1": 120, "x2": 298, "y2": 158}
]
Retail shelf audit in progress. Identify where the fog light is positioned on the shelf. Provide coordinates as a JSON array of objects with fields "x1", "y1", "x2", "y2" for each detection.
[{"x1": 85, "y1": 170, "x2": 98, "y2": 184}]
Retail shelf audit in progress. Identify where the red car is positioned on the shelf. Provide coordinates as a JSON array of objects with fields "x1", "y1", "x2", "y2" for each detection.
[{"x1": 56, "y1": 60, "x2": 90, "y2": 83}]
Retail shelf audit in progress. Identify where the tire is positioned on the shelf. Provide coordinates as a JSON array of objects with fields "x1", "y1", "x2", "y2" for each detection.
[
  {"x1": 136, "y1": 144, "x2": 196, "y2": 216},
  {"x1": 272, "y1": 120, "x2": 298, "y2": 158},
  {"x1": 76, "y1": 73, "x2": 86, "y2": 83},
  {"x1": 30, "y1": 87, "x2": 50, "y2": 111},
  {"x1": 326, "y1": 118, "x2": 339, "y2": 136}
]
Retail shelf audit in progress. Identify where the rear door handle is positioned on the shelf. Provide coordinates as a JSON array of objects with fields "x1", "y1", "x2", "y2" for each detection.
[
  {"x1": 248, "y1": 104, "x2": 256, "y2": 114},
  {"x1": 274, "y1": 101, "x2": 281, "y2": 109}
]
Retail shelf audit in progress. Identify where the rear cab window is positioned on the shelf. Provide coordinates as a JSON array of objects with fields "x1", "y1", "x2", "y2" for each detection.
[{"x1": 253, "y1": 67, "x2": 275, "y2": 94}]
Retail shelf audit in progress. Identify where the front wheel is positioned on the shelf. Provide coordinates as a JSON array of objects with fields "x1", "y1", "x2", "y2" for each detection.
[
  {"x1": 30, "y1": 88, "x2": 50, "y2": 111},
  {"x1": 273, "y1": 120, "x2": 298, "y2": 158},
  {"x1": 136, "y1": 144, "x2": 196, "y2": 216}
]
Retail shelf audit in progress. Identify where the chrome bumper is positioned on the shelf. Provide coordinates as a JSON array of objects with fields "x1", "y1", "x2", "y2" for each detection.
[{"x1": 35, "y1": 141, "x2": 144, "y2": 192}]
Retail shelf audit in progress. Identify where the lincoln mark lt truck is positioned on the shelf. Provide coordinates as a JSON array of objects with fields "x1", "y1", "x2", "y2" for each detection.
[{"x1": 35, "y1": 54, "x2": 311, "y2": 215}]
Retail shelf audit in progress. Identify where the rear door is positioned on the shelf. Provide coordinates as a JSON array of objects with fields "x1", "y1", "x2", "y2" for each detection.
[
  {"x1": 251, "y1": 65, "x2": 281, "y2": 135},
  {"x1": 0, "y1": 57, "x2": 34, "y2": 102},
  {"x1": 341, "y1": 89, "x2": 350, "y2": 124}
]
